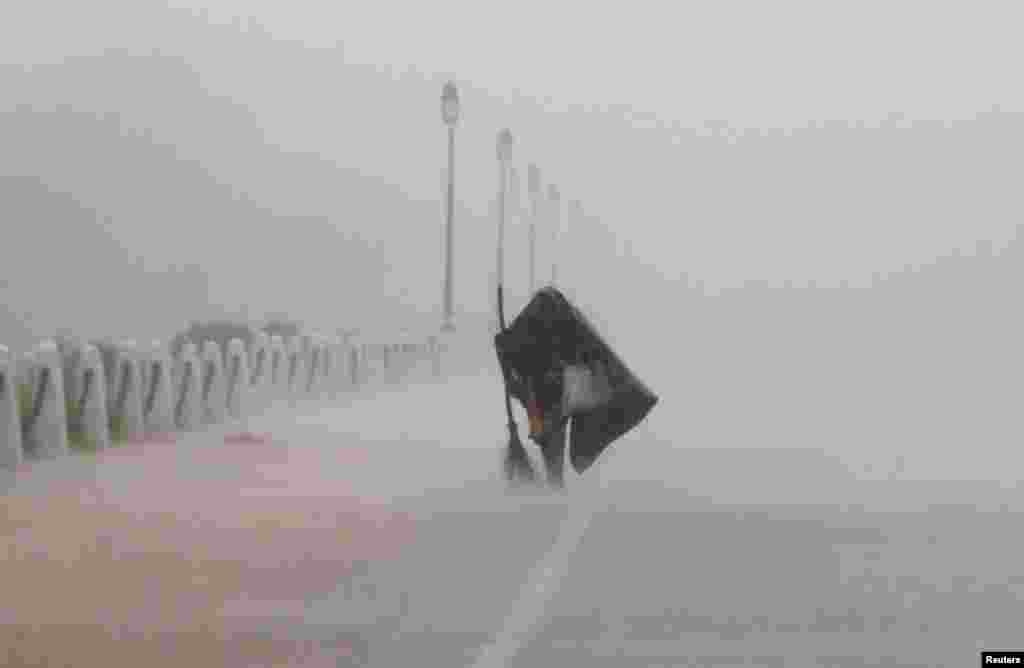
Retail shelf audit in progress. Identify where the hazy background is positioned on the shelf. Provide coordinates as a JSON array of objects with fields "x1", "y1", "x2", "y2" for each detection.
[
  {"x1": 5, "y1": 5, "x2": 1024, "y2": 663},
  {"x1": 2, "y1": 1, "x2": 1023, "y2": 427}
]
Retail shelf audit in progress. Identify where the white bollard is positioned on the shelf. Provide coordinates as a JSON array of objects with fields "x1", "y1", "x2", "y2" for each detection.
[
  {"x1": 200, "y1": 340, "x2": 227, "y2": 425},
  {"x1": 269, "y1": 335, "x2": 288, "y2": 399},
  {"x1": 357, "y1": 343, "x2": 368, "y2": 385},
  {"x1": 77, "y1": 344, "x2": 111, "y2": 451},
  {"x1": 143, "y1": 340, "x2": 175, "y2": 434},
  {"x1": 333, "y1": 342, "x2": 346, "y2": 393},
  {"x1": 63, "y1": 340, "x2": 91, "y2": 446},
  {"x1": 338, "y1": 338, "x2": 352, "y2": 389},
  {"x1": 429, "y1": 335, "x2": 441, "y2": 378},
  {"x1": 303, "y1": 335, "x2": 317, "y2": 393},
  {"x1": 367, "y1": 343, "x2": 375, "y2": 376},
  {"x1": 320, "y1": 339, "x2": 331, "y2": 394},
  {"x1": 299, "y1": 336, "x2": 313, "y2": 395},
  {"x1": 17, "y1": 351, "x2": 37, "y2": 428},
  {"x1": 414, "y1": 339, "x2": 424, "y2": 377},
  {"x1": 327, "y1": 337, "x2": 345, "y2": 395},
  {"x1": 174, "y1": 342, "x2": 202, "y2": 431},
  {"x1": 304, "y1": 339, "x2": 318, "y2": 396},
  {"x1": 0, "y1": 345, "x2": 23, "y2": 468},
  {"x1": 248, "y1": 331, "x2": 270, "y2": 408},
  {"x1": 380, "y1": 342, "x2": 391, "y2": 378},
  {"x1": 225, "y1": 338, "x2": 250, "y2": 420},
  {"x1": 398, "y1": 338, "x2": 409, "y2": 378},
  {"x1": 110, "y1": 340, "x2": 145, "y2": 441},
  {"x1": 24, "y1": 340, "x2": 69, "y2": 459},
  {"x1": 358, "y1": 341, "x2": 369, "y2": 383},
  {"x1": 286, "y1": 336, "x2": 307, "y2": 397},
  {"x1": 403, "y1": 334, "x2": 419, "y2": 378},
  {"x1": 337, "y1": 332, "x2": 352, "y2": 387},
  {"x1": 341, "y1": 338, "x2": 355, "y2": 387},
  {"x1": 321, "y1": 339, "x2": 335, "y2": 392},
  {"x1": 319, "y1": 339, "x2": 334, "y2": 395},
  {"x1": 60, "y1": 338, "x2": 86, "y2": 410},
  {"x1": 308, "y1": 339, "x2": 328, "y2": 396}
]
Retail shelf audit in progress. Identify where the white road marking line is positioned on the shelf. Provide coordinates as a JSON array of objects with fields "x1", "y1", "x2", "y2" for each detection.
[{"x1": 468, "y1": 479, "x2": 606, "y2": 668}]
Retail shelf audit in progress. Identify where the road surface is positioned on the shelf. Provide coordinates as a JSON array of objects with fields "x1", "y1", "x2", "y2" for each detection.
[{"x1": 3, "y1": 364, "x2": 1023, "y2": 667}]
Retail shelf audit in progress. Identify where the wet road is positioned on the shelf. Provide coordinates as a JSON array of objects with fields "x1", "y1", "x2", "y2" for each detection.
[{"x1": 3, "y1": 369, "x2": 1023, "y2": 667}]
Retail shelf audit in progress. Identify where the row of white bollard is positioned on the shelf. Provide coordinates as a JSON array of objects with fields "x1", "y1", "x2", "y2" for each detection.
[{"x1": 1, "y1": 330, "x2": 444, "y2": 469}]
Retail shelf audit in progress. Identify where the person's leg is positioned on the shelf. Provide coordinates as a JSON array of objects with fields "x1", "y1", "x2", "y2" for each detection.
[{"x1": 538, "y1": 420, "x2": 568, "y2": 488}]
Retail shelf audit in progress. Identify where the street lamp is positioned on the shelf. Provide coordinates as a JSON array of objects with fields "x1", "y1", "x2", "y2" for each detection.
[
  {"x1": 496, "y1": 129, "x2": 515, "y2": 331},
  {"x1": 547, "y1": 183, "x2": 561, "y2": 286},
  {"x1": 440, "y1": 81, "x2": 460, "y2": 333},
  {"x1": 509, "y1": 166, "x2": 522, "y2": 224},
  {"x1": 527, "y1": 163, "x2": 541, "y2": 294}
]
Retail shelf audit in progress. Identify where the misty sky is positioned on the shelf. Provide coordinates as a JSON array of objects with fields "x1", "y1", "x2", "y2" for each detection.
[{"x1": 4, "y1": 0, "x2": 1023, "y2": 300}]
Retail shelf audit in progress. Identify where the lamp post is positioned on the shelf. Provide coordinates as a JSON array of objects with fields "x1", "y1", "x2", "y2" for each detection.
[
  {"x1": 548, "y1": 184, "x2": 561, "y2": 286},
  {"x1": 527, "y1": 163, "x2": 541, "y2": 294},
  {"x1": 509, "y1": 166, "x2": 521, "y2": 231},
  {"x1": 440, "y1": 81, "x2": 460, "y2": 333},
  {"x1": 568, "y1": 199, "x2": 580, "y2": 287},
  {"x1": 496, "y1": 129, "x2": 515, "y2": 331}
]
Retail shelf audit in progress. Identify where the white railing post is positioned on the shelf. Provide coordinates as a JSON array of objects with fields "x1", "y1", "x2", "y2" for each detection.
[
  {"x1": 306, "y1": 337, "x2": 322, "y2": 396},
  {"x1": 226, "y1": 338, "x2": 250, "y2": 420},
  {"x1": 321, "y1": 338, "x2": 335, "y2": 396},
  {"x1": 2, "y1": 325, "x2": 456, "y2": 471},
  {"x1": 381, "y1": 342, "x2": 391, "y2": 379},
  {"x1": 269, "y1": 335, "x2": 287, "y2": 402},
  {"x1": 320, "y1": 338, "x2": 331, "y2": 395},
  {"x1": 360, "y1": 341, "x2": 371, "y2": 384},
  {"x1": 249, "y1": 331, "x2": 270, "y2": 410},
  {"x1": 79, "y1": 344, "x2": 111, "y2": 450},
  {"x1": 317, "y1": 338, "x2": 330, "y2": 395},
  {"x1": 0, "y1": 345, "x2": 23, "y2": 468},
  {"x1": 338, "y1": 337, "x2": 349, "y2": 392},
  {"x1": 286, "y1": 336, "x2": 306, "y2": 398},
  {"x1": 25, "y1": 340, "x2": 69, "y2": 459},
  {"x1": 349, "y1": 342, "x2": 360, "y2": 387},
  {"x1": 111, "y1": 340, "x2": 145, "y2": 441},
  {"x1": 200, "y1": 340, "x2": 226, "y2": 425},
  {"x1": 429, "y1": 335, "x2": 441, "y2": 378},
  {"x1": 304, "y1": 336, "x2": 315, "y2": 395},
  {"x1": 302, "y1": 336, "x2": 316, "y2": 396},
  {"x1": 174, "y1": 342, "x2": 202, "y2": 431},
  {"x1": 60, "y1": 338, "x2": 85, "y2": 412},
  {"x1": 411, "y1": 337, "x2": 424, "y2": 380},
  {"x1": 144, "y1": 340, "x2": 175, "y2": 434}
]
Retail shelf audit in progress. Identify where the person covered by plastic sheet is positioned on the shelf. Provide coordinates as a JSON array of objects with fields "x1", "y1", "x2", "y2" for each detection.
[{"x1": 494, "y1": 287, "x2": 658, "y2": 487}]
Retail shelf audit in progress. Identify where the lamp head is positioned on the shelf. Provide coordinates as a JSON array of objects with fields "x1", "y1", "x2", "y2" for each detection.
[{"x1": 441, "y1": 81, "x2": 460, "y2": 126}]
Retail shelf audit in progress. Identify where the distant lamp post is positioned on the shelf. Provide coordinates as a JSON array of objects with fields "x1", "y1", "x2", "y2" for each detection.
[
  {"x1": 509, "y1": 167, "x2": 521, "y2": 216},
  {"x1": 440, "y1": 81, "x2": 460, "y2": 333},
  {"x1": 496, "y1": 130, "x2": 515, "y2": 329},
  {"x1": 547, "y1": 184, "x2": 560, "y2": 286},
  {"x1": 527, "y1": 163, "x2": 541, "y2": 294}
]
